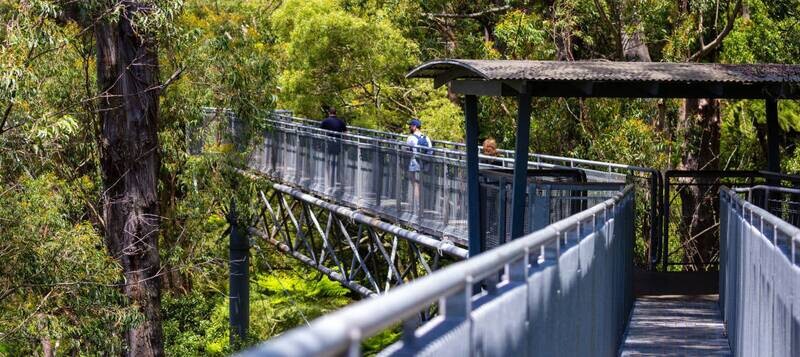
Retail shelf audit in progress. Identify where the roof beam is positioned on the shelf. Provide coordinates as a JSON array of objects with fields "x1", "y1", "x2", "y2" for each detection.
[
  {"x1": 448, "y1": 79, "x2": 800, "y2": 99},
  {"x1": 434, "y1": 68, "x2": 477, "y2": 88}
]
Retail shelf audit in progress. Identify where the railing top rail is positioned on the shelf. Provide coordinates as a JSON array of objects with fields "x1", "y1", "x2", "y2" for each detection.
[
  {"x1": 239, "y1": 184, "x2": 633, "y2": 357},
  {"x1": 721, "y1": 186, "x2": 800, "y2": 241},
  {"x1": 525, "y1": 152, "x2": 658, "y2": 175},
  {"x1": 264, "y1": 118, "x2": 626, "y2": 180},
  {"x1": 265, "y1": 115, "x2": 629, "y2": 181},
  {"x1": 734, "y1": 185, "x2": 800, "y2": 195},
  {"x1": 265, "y1": 117, "x2": 468, "y2": 158},
  {"x1": 269, "y1": 112, "x2": 652, "y2": 176},
  {"x1": 272, "y1": 112, "x2": 467, "y2": 146}
]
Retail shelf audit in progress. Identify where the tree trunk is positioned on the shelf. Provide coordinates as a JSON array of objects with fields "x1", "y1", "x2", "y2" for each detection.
[
  {"x1": 677, "y1": 98, "x2": 721, "y2": 270},
  {"x1": 95, "y1": 3, "x2": 163, "y2": 356},
  {"x1": 622, "y1": 30, "x2": 651, "y2": 61}
]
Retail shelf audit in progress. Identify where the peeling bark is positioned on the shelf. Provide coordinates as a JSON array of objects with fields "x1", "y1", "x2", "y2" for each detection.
[{"x1": 95, "y1": 2, "x2": 163, "y2": 356}]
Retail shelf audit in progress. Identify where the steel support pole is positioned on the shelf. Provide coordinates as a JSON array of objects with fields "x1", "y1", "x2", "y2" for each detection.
[
  {"x1": 510, "y1": 92, "x2": 532, "y2": 239},
  {"x1": 228, "y1": 199, "x2": 250, "y2": 346},
  {"x1": 766, "y1": 98, "x2": 780, "y2": 174},
  {"x1": 465, "y1": 95, "x2": 481, "y2": 257}
]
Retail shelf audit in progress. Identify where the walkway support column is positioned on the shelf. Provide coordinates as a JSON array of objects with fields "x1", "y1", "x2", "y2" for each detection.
[
  {"x1": 766, "y1": 98, "x2": 780, "y2": 173},
  {"x1": 511, "y1": 92, "x2": 532, "y2": 239},
  {"x1": 228, "y1": 199, "x2": 250, "y2": 346},
  {"x1": 465, "y1": 95, "x2": 482, "y2": 257}
]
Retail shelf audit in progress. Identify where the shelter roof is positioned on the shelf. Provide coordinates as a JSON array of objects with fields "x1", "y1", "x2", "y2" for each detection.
[{"x1": 407, "y1": 59, "x2": 800, "y2": 99}]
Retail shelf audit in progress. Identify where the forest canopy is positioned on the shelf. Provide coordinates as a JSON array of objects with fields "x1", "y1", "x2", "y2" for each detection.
[{"x1": 1, "y1": 0, "x2": 799, "y2": 355}]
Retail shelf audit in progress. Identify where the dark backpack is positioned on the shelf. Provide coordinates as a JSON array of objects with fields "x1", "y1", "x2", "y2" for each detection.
[{"x1": 413, "y1": 134, "x2": 434, "y2": 155}]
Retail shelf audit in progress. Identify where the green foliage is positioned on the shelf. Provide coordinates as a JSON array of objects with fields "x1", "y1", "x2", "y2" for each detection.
[
  {"x1": 494, "y1": 10, "x2": 554, "y2": 60},
  {"x1": 161, "y1": 272, "x2": 351, "y2": 356},
  {"x1": 722, "y1": 0, "x2": 800, "y2": 64},
  {"x1": 416, "y1": 90, "x2": 465, "y2": 142},
  {"x1": 363, "y1": 325, "x2": 402, "y2": 355},
  {"x1": 0, "y1": 174, "x2": 134, "y2": 355},
  {"x1": 3, "y1": 0, "x2": 800, "y2": 354},
  {"x1": 582, "y1": 116, "x2": 669, "y2": 168},
  {"x1": 273, "y1": 0, "x2": 437, "y2": 130}
]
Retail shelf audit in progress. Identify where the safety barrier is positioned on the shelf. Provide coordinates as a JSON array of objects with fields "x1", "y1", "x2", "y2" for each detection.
[
  {"x1": 196, "y1": 109, "x2": 659, "y2": 268},
  {"x1": 240, "y1": 185, "x2": 634, "y2": 357},
  {"x1": 719, "y1": 186, "x2": 800, "y2": 356},
  {"x1": 252, "y1": 118, "x2": 474, "y2": 241},
  {"x1": 480, "y1": 169, "x2": 624, "y2": 249},
  {"x1": 270, "y1": 112, "x2": 632, "y2": 183},
  {"x1": 269, "y1": 112, "x2": 662, "y2": 269},
  {"x1": 737, "y1": 185, "x2": 800, "y2": 227},
  {"x1": 252, "y1": 117, "x2": 622, "y2": 245}
]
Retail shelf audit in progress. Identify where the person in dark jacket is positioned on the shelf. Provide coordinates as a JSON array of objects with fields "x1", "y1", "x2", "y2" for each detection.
[
  {"x1": 319, "y1": 108, "x2": 347, "y2": 192},
  {"x1": 320, "y1": 107, "x2": 347, "y2": 133}
]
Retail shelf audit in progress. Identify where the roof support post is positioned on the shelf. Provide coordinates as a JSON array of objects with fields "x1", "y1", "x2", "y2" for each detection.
[
  {"x1": 465, "y1": 95, "x2": 482, "y2": 257},
  {"x1": 766, "y1": 98, "x2": 781, "y2": 175},
  {"x1": 511, "y1": 91, "x2": 532, "y2": 239},
  {"x1": 228, "y1": 199, "x2": 249, "y2": 347}
]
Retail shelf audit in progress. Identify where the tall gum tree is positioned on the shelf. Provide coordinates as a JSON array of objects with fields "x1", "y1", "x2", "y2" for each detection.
[
  {"x1": 63, "y1": 1, "x2": 165, "y2": 355},
  {"x1": 676, "y1": 0, "x2": 742, "y2": 270}
]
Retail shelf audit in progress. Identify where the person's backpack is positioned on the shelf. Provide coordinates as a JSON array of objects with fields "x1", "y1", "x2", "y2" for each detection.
[{"x1": 413, "y1": 134, "x2": 434, "y2": 155}]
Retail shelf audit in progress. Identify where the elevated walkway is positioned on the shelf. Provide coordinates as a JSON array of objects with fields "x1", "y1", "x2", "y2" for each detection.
[
  {"x1": 198, "y1": 111, "x2": 800, "y2": 356},
  {"x1": 246, "y1": 112, "x2": 656, "y2": 245},
  {"x1": 236, "y1": 182, "x2": 800, "y2": 356},
  {"x1": 621, "y1": 296, "x2": 731, "y2": 356}
]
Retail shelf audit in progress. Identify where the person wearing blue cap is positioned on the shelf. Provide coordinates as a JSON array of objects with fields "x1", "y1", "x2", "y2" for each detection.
[{"x1": 405, "y1": 118, "x2": 432, "y2": 218}]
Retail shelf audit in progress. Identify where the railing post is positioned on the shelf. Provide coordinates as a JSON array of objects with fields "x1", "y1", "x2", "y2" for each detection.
[
  {"x1": 662, "y1": 173, "x2": 671, "y2": 271},
  {"x1": 649, "y1": 172, "x2": 659, "y2": 271},
  {"x1": 228, "y1": 199, "x2": 250, "y2": 347}
]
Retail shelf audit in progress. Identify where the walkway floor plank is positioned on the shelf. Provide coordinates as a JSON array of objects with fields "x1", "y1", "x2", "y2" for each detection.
[{"x1": 619, "y1": 295, "x2": 731, "y2": 356}]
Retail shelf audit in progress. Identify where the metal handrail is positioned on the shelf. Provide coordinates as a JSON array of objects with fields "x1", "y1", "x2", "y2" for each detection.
[
  {"x1": 722, "y1": 186, "x2": 800, "y2": 244},
  {"x1": 719, "y1": 185, "x2": 800, "y2": 356},
  {"x1": 272, "y1": 112, "x2": 648, "y2": 178},
  {"x1": 270, "y1": 112, "x2": 659, "y2": 266},
  {"x1": 239, "y1": 184, "x2": 633, "y2": 356},
  {"x1": 734, "y1": 185, "x2": 800, "y2": 196}
]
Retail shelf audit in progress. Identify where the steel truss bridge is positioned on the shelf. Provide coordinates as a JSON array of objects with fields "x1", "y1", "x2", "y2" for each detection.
[{"x1": 196, "y1": 111, "x2": 800, "y2": 356}]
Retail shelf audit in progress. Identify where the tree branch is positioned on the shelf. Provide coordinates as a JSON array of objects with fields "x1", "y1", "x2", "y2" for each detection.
[
  {"x1": 144, "y1": 66, "x2": 184, "y2": 95},
  {"x1": 423, "y1": 5, "x2": 512, "y2": 19},
  {"x1": 593, "y1": 0, "x2": 623, "y2": 59},
  {"x1": 688, "y1": 0, "x2": 743, "y2": 62}
]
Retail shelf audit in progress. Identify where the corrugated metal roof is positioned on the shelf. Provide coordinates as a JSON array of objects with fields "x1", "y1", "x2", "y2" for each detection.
[{"x1": 407, "y1": 59, "x2": 800, "y2": 84}]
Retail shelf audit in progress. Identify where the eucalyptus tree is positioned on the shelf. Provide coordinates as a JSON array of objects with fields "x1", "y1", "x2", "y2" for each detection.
[{"x1": 56, "y1": 1, "x2": 184, "y2": 355}]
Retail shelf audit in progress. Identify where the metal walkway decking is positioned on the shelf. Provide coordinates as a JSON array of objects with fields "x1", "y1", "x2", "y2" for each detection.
[{"x1": 620, "y1": 296, "x2": 731, "y2": 356}]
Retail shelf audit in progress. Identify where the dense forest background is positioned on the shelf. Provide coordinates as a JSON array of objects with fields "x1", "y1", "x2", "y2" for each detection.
[{"x1": 2, "y1": 0, "x2": 799, "y2": 355}]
